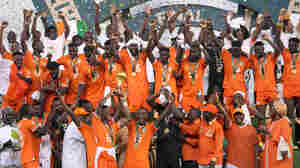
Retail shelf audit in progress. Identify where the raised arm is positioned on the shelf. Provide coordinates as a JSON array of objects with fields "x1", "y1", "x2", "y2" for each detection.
[
  {"x1": 0, "y1": 22, "x2": 8, "y2": 55},
  {"x1": 58, "y1": 12, "x2": 70, "y2": 39},
  {"x1": 139, "y1": 7, "x2": 151, "y2": 40},
  {"x1": 94, "y1": 2, "x2": 101, "y2": 36},
  {"x1": 41, "y1": 10, "x2": 49, "y2": 31},
  {"x1": 183, "y1": 13, "x2": 193, "y2": 46},
  {"x1": 21, "y1": 10, "x2": 32, "y2": 53},
  {"x1": 169, "y1": 8, "x2": 187, "y2": 24},
  {"x1": 251, "y1": 23, "x2": 262, "y2": 42},
  {"x1": 157, "y1": 12, "x2": 169, "y2": 40},
  {"x1": 31, "y1": 11, "x2": 42, "y2": 38},
  {"x1": 56, "y1": 92, "x2": 81, "y2": 127},
  {"x1": 147, "y1": 25, "x2": 158, "y2": 63},
  {"x1": 110, "y1": 5, "x2": 119, "y2": 35}
]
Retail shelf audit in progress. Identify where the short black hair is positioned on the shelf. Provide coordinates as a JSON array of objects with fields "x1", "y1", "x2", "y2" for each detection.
[
  {"x1": 289, "y1": 37, "x2": 300, "y2": 44},
  {"x1": 84, "y1": 45, "x2": 96, "y2": 53},
  {"x1": 72, "y1": 35, "x2": 82, "y2": 41},
  {"x1": 254, "y1": 41, "x2": 265, "y2": 47},
  {"x1": 18, "y1": 104, "x2": 30, "y2": 120},
  {"x1": 46, "y1": 25, "x2": 57, "y2": 32},
  {"x1": 47, "y1": 61, "x2": 60, "y2": 71},
  {"x1": 68, "y1": 43, "x2": 77, "y2": 48},
  {"x1": 159, "y1": 47, "x2": 170, "y2": 53},
  {"x1": 12, "y1": 51, "x2": 24, "y2": 57}
]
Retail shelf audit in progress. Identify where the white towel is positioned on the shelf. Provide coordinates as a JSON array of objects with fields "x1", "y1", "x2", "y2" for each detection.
[
  {"x1": 94, "y1": 146, "x2": 116, "y2": 168},
  {"x1": 103, "y1": 86, "x2": 112, "y2": 107},
  {"x1": 241, "y1": 104, "x2": 252, "y2": 126},
  {"x1": 277, "y1": 136, "x2": 291, "y2": 161}
]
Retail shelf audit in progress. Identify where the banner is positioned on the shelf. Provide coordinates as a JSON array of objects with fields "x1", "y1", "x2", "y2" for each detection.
[{"x1": 130, "y1": 0, "x2": 238, "y2": 16}]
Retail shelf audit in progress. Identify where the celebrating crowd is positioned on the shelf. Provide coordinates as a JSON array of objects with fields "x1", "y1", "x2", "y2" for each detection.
[{"x1": 0, "y1": 3, "x2": 298, "y2": 168}]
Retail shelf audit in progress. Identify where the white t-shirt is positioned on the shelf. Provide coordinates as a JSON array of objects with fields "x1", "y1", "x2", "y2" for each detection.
[
  {"x1": 62, "y1": 122, "x2": 87, "y2": 168},
  {"x1": 0, "y1": 58, "x2": 12, "y2": 95},
  {"x1": 39, "y1": 135, "x2": 52, "y2": 168},
  {"x1": 43, "y1": 34, "x2": 66, "y2": 61}
]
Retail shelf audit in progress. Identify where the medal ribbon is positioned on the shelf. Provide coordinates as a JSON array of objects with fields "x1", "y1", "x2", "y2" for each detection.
[
  {"x1": 129, "y1": 50, "x2": 138, "y2": 74},
  {"x1": 259, "y1": 56, "x2": 267, "y2": 80},
  {"x1": 162, "y1": 64, "x2": 170, "y2": 84},
  {"x1": 71, "y1": 58, "x2": 79, "y2": 74},
  {"x1": 135, "y1": 124, "x2": 146, "y2": 148},
  {"x1": 109, "y1": 58, "x2": 114, "y2": 74},
  {"x1": 291, "y1": 53, "x2": 299, "y2": 71},
  {"x1": 232, "y1": 57, "x2": 241, "y2": 79},
  {"x1": 104, "y1": 122, "x2": 114, "y2": 145},
  {"x1": 33, "y1": 56, "x2": 40, "y2": 76},
  {"x1": 189, "y1": 62, "x2": 199, "y2": 84},
  {"x1": 90, "y1": 65, "x2": 97, "y2": 81}
]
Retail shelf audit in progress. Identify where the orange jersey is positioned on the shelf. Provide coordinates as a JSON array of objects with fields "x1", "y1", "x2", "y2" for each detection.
[
  {"x1": 119, "y1": 49, "x2": 149, "y2": 112},
  {"x1": 56, "y1": 54, "x2": 88, "y2": 75},
  {"x1": 18, "y1": 118, "x2": 41, "y2": 165},
  {"x1": 180, "y1": 119, "x2": 200, "y2": 161},
  {"x1": 23, "y1": 51, "x2": 48, "y2": 104},
  {"x1": 281, "y1": 49, "x2": 300, "y2": 98},
  {"x1": 225, "y1": 123, "x2": 258, "y2": 168},
  {"x1": 2, "y1": 64, "x2": 31, "y2": 111},
  {"x1": 264, "y1": 117, "x2": 293, "y2": 168},
  {"x1": 91, "y1": 114, "x2": 119, "y2": 168},
  {"x1": 153, "y1": 48, "x2": 178, "y2": 103},
  {"x1": 249, "y1": 54, "x2": 277, "y2": 93},
  {"x1": 23, "y1": 51, "x2": 48, "y2": 90},
  {"x1": 180, "y1": 58, "x2": 206, "y2": 111},
  {"x1": 57, "y1": 55, "x2": 86, "y2": 104},
  {"x1": 99, "y1": 55, "x2": 127, "y2": 91},
  {"x1": 222, "y1": 49, "x2": 249, "y2": 97},
  {"x1": 123, "y1": 121, "x2": 156, "y2": 168},
  {"x1": 78, "y1": 122, "x2": 98, "y2": 168},
  {"x1": 190, "y1": 120, "x2": 224, "y2": 165},
  {"x1": 79, "y1": 60, "x2": 105, "y2": 109}
]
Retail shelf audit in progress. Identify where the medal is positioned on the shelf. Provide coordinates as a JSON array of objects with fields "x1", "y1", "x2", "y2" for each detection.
[
  {"x1": 291, "y1": 53, "x2": 299, "y2": 75},
  {"x1": 164, "y1": 128, "x2": 170, "y2": 134}
]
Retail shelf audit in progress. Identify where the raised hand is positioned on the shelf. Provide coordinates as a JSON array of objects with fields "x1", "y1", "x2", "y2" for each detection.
[
  {"x1": 0, "y1": 21, "x2": 8, "y2": 30},
  {"x1": 145, "y1": 6, "x2": 151, "y2": 16},
  {"x1": 111, "y1": 4, "x2": 117, "y2": 15},
  {"x1": 94, "y1": 1, "x2": 100, "y2": 11}
]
